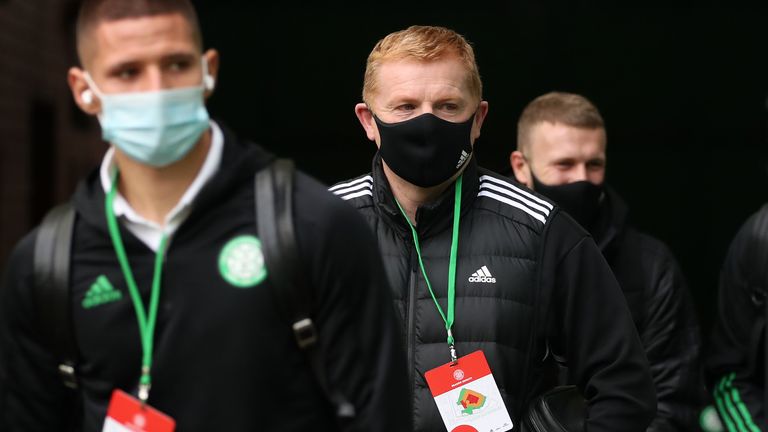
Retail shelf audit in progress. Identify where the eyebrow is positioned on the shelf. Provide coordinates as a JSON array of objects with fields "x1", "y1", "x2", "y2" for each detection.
[
  {"x1": 551, "y1": 157, "x2": 577, "y2": 164},
  {"x1": 104, "y1": 60, "x2": 141, "y2": 76},
  {"x1": 160, "y1": 52, "x2": 197, "y2": 64},
  {"x1": 104, "y1": 51, "x2": 197, "y2": 74}
]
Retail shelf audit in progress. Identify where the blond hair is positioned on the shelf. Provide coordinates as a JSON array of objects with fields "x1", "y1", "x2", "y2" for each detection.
[
  {"x1": 517, "y1": 92, "x2": 605, "y2": 154},
  {"x1": 362, "y1": 25, "x2": 482, "y2": 105}
]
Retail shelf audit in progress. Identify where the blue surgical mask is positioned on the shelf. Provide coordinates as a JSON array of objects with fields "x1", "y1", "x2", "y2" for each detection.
[{"x1": 83, "y1": 59, "x2": 212, "y2": 167}]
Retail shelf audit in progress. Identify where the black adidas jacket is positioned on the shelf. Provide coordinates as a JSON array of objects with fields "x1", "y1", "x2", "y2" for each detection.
[
  {"x1": 0, "y1": 126, "x2": 411, "y2": 431},
  {"x1": 590, "y1": 187, "x2": 704, "y2": 431},
  {"x1": 330, "y1": 154, "x2": 656, "y2": 432},
  {"x1": 706, "y1": 204, "x2": 768, "y2": 429}
]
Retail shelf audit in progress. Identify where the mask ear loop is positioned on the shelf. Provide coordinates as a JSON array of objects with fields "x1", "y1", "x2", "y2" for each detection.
[
  {"x1": 81, "y1": 72, "x2": 106, "y2": 115},
  {"x1": 82, "y1": 72, "x2": 105, "y2": 98},
  {"x1": 82, "y1": 72, "x2": 108, "y2": 107}
]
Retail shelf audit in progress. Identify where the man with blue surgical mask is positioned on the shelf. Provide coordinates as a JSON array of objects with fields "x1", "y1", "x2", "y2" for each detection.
[{"x1": 0, "y1": 0, "x2": 410, "y2": 431}]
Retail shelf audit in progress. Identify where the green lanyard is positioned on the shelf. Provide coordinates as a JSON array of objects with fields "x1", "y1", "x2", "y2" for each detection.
[
  {"x1": 395, "y1": 175, "x2": 463, "y2": 363},
  {"x1": 105, "y1": 170, "x2": 168, "y2": 404}
]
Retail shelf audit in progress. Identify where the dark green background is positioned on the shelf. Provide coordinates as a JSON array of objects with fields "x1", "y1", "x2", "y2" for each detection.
[
  {"x1": 3, "y1": 2, "x2": 768, "y2": 341},
  {"x1": 193, "y1": 3, "x2": 768, "y2": 337}
]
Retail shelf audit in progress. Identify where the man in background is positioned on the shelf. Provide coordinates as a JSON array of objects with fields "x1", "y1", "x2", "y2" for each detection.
[
  {"x1": 707, "y1": 202, "x2": 768, "y2": 430},
  {"x1": 511, "y1": 91, "x2": 704, "y2": 431}
]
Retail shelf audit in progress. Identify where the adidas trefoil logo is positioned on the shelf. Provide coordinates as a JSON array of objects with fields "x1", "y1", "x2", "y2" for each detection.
[
  {"x1": 455, "y1": 150, "x2": 469, "y2": 169},
  {"x1": 82, "y1": 275, "x2": 123, "y2": 309},
  {"x1": 468, "y1": 265, "x2": 496, "y2": 283}
]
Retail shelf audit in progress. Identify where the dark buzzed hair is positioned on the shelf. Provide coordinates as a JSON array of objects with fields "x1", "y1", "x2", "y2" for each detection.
[
  {"x1": 76, "y1": 0, "x2": 202, "y2": 63},
  {"x1": 517, "y1": 92, "x2": 605, "y2": 154}
]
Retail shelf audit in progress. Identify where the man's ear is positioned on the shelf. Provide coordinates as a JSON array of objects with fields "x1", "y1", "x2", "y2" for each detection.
[
  {"x1": 203, "y1": 49, "x2": 220, "y2": 99},
  {"x1": 510, "y1": 150, "x2": 533, "y2": 188},
  {"x1": 470, "y1": 100, "x2": 489, "y2": 142},
  {"x1": 355, "y1": 103, "x2": 379, "y2": 146},
  {"x1": 68, "y1": 67, "x2": 100, "y2": 116}
]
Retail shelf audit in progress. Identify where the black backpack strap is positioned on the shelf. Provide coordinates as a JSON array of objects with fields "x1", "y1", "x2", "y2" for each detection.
[
  {"x1": 33, "y1": 202, "x2": 78, "y2": 389},
  {"x1": 255, "y1": 159, "x2": 355, "y2": 420},
  {"x1": 256, "y1": 159, "x2": 316, "y2": 348}
]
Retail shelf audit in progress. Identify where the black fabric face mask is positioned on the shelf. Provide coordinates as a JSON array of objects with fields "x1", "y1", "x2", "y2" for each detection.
[
  {"x1": 375, "y1": 112, "x2": 474, "y2": 187},
  {"x1": 531, "y1": 173, "x2": 604, "y2": 230}
]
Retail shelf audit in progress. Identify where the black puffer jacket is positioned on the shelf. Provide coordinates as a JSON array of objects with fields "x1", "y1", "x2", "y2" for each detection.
[
  {"x1": 591, "y1": 187, "x2": 705, "y2": 431},
  {"x1": 706, "y1": 204, "x2": 768, "y2": 428},
  {"x1": 331, "y1": 154, "x2": 656, "y2": 432}
]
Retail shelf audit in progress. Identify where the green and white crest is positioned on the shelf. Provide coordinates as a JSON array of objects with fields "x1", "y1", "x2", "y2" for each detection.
[{"x1": 218, "y1": 235, "x2": 267, "y2": 288}]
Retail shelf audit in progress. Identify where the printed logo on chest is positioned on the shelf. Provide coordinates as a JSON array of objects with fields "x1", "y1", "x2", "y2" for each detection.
[
  {"x1": 218, "y1": 235, "x2": 268, "y2": 288},
  {"x1": 82, "y1": 275, "x2": 123, "y2": 309},
  {"x1": 468, "y1": 265, "x2": 496, "y2": 284}
]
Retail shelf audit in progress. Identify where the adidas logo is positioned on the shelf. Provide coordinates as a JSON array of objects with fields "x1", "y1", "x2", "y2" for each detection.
[
  {"x1": 455, "y1": 150, "x2": 469, "y2": 169},
  {"x1": 468, "y1": 266, "x2": 496, "y2": 283},
  {"x1": 82, "y1": 275, "x2": 123, "y2": 309}
]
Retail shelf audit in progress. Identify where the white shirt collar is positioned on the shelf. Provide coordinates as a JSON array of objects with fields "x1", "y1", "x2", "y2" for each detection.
[{"x1": 99, "y1": 120, "x2": 224, "y2": 251}]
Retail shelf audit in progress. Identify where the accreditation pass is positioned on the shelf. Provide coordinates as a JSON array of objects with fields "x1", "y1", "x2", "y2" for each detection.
[
  {"x1": 102, "y1": 389, "x2": 175, "y2": 432},
  {"x1": 424, "y1": 350, "x2": 513, "y2": 432}
]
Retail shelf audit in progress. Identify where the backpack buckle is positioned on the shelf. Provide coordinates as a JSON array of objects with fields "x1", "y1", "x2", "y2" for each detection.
[
  {"x1": 58, "y1": 362, "x2": 78, "y2": 389},
  {"x1": 292, "y1": 318, "x2": 318, "y2": 349}
]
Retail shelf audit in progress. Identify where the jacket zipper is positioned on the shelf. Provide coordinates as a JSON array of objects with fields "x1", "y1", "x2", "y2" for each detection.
[{"x1": 406, "y1": 247, "x2": 418, "y2": 397}]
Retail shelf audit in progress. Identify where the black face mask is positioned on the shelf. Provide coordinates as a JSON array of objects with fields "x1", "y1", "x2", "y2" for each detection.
[
  {"x1": 531, "y1": 173, "x2": 604, "y2": 230},
  {"x1": 375, "y1": 112, "x2": 474, "y2": 187}
]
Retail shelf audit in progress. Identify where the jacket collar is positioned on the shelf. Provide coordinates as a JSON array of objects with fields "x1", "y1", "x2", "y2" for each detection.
[{"x1": 371, "y1": 151, "x2": 479, "y2": 240}]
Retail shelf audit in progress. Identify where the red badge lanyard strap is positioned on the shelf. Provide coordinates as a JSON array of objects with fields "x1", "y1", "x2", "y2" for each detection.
[
  {"x1": 105, "y1": 170, "x2": 168, "y2": 404},
  {"x1": 396, "y1": 175, "x2": 462, "y2": 363}
]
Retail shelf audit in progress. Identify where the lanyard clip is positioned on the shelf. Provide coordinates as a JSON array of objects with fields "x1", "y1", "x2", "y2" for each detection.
[
  {"x1": 448, "y1": 329, "x2": 458, "y2": 365},
  {"x1": 138, "y1": 382, "x2": 151, "y2": 406},
  {"x1": 138, "y1": 366, "x2": 151, "y2": 406}
]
